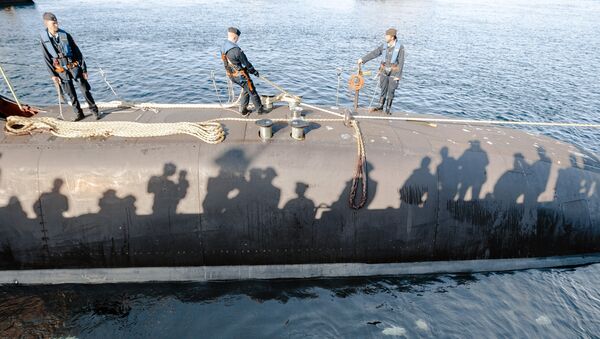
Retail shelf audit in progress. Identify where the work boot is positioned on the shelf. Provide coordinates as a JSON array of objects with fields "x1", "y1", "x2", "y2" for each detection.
[
  {"x1": 369, "y1": 97, "x2": 385, "y2": 113},
  {"x1": 91, "y1": 106, "x2": 101, "y2": 120},
  {"x1": 256, "y1": 106, "x2": 265, "y2": 115},
  {"x1": 384, "y1": 98, "x2": 394, "y2": 115},
  {"x1": 73, "y1": 112, "x2": 85, "y2": 122},
  {"x1": 240, "y1": 107, "x2": 250, "y2": 116}
]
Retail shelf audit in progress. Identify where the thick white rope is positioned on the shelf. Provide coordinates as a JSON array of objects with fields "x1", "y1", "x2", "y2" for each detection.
[{"x1": 4, "y1": 116, "x2": 225, "y2": 144}]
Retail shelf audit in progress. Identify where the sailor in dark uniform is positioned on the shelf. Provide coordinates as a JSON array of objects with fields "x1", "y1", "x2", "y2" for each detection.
[
  {"x1": 40, "y1": 12, "x2": 100, "y2": 121},
  {"x1": 221, "y1": 27, "x2": 264, "y2": 115},
  {"x1": 358, "y1": 28, "x2": 405, "y2": 114}
]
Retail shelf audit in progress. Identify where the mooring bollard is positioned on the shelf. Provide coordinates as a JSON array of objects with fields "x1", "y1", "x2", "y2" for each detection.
[
  {"x1": 290, "y1": 119, "x2": 309, "y2": 140},
  {"x1": 256, "y1": 119, "x2": 274, "y2": 141}
]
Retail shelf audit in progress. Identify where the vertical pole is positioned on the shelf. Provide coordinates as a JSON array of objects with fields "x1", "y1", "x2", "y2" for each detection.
[{"x1": 0, "y1": 64, "x2": 23, "y2": 111}]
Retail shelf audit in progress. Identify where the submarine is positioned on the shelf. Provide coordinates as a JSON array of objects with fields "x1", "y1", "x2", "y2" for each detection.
[{"x1": 1, "y1": 92, "x2": 599, "y2": 284}]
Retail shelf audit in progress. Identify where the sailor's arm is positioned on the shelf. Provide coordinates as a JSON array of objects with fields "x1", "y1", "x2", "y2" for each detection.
[
  {"x1": 239, "y1": 50, "x2": 258, "y2": 76},
  {"x1": 391, "y1": 45, "x2": 405, "y2": 80},
  {"x1": 67, "y1": 33, "x2": 88, "y2": 77},
  {"x1": 40, "y1": 40, "x2": 60, "y2": 83},
  {"x1": 357, "y1": 45, "x2": 383, "y2": 65}
]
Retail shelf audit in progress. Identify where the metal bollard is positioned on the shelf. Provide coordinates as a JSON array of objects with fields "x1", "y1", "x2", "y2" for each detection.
[
  {"x1": 290, "y1": 120, "x2": 309, "y2": 141},
  {"x1": 256, "y1": 119, "x2": 274, "y2": 141},
  {"x1": 292, "y1": 106, "x2": 303, "y2": 119}
]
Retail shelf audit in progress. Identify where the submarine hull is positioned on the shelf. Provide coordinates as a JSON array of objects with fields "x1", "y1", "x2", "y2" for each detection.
[{"x1": 1, "y1": 104, "x2": 599, "y2": 283}]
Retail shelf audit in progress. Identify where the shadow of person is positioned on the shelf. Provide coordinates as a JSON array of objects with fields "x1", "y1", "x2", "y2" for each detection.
[
  {"x1": 400, "y1": 157, "x2": 436, "y2": 207},
  {"x1": 246, "y1": 168, "x2": 281, "y2": 212},
  {"x1": 457, "y1": 140, "x2": 489, "y2": 201},
  {"x1": 392, "y1": 156, "x2": 439, "y2": 257},
  {"x1": 282, "y1": 182, "x2": 316, "y2": 248},
  {"x1": 33, "y1": 178, "x2": 68, "y2": 229},
  {"x1": 525, "y1": 146, "x2": 552, "y2": 207},
  {"x1": 315, "y1": 161, "x2": 378, "y2": 259},
  {"x1": 554, "y1": 154, "x2": 593, "y2": 232},
  {"x1": 490, "y1": 153, "x2": 532, "y2": 233},
  {"x1": 436, "y1": 146, "x2": 460, "y2": 202},
  {"x1": 147, "y1": 163, "x2": 189, "y2": 219},
  {"x1": 99, "y1": 189, "x2": 137, "y2": 217},
  {"x1": 202, "y1": 149, "x2": 251, "y2": 226},
  {"x1": 242, "y1": 167, "x2": 282, "y2": 245},
  {"x1": 0, "y1": 196, "x2": 31, "y2": 267},
  {"x1": 493, "y1": 153, "x2": 529, "y2": 204}
]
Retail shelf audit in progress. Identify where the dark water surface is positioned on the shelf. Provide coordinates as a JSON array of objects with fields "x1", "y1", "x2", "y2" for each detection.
[{"x1": 2, "y1": 0, "x2": 600, "y2": 337}]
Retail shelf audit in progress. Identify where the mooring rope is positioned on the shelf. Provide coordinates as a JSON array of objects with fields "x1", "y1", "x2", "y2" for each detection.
[{"x1": 4, "y1": 116, "x2": 226, "y2": 144}]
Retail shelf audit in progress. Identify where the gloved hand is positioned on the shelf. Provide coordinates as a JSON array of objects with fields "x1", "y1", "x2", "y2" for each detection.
[{"x1": 253, "y1": 70, "x2": 260, "y2": 77}]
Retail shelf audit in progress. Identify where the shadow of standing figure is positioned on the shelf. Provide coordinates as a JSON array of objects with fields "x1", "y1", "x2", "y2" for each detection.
[
  {"x1": 98, "y1": 189, "x2": 136, "y2": 222},
  {"x1": 457, "y1": 140, "x2": 489, "y2": 201},
  {"x1": 282, "y1": 182, "x2": 316, "y2": 248},
  {"x1": 243, "y1": 168, "x2": 281, "y2": 245},
  {"x1": 398, "y1": 156, "x2": 437, "y2": 240},
  {"x1": 33, "y1": 178, "x2": 68, "y2": 229},
  {"x1": 147, "y1": 163, "x2": 189, "y2": 218},
  {"x1": 202, "y1": 149, "x2": 250, "y2": 229},
  {"x1": 436, "y1": 147, "x2": 460, "y2": 202},
  {"x1": 554, "y1": 154, "x2": 593, "y2": 232}
]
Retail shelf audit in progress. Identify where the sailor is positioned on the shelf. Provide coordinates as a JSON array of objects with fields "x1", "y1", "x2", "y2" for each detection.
[
  {"x1": 221, "y1": 27, "x2": 264, "y2": 115},
  {"x1": 40, "y1": 12, "x2": 100, "y2": 121},
  {"x1": 357, "y1": 28, "x2": 405, "y2": 114}
]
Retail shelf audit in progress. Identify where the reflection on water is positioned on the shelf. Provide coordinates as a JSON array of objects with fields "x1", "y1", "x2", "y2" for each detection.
[{"x1": 1, "y1": 265, "x2": 600, "y2": 337}]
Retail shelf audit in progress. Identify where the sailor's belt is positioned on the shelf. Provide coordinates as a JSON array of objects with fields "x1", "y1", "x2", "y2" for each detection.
[
  {"x1": 54, "y1": 61, "x2": 80, "y2": 73},
  {"x1": 226, "y1": 69, "x2": 247, "y2": 77},
  {"x1": 380, "y1": 64, "x2": 400, "y2": 74}
]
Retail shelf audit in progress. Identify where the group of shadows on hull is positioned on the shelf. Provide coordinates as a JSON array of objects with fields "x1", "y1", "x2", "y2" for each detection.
[{"x1": 1, "y1": 140, "x2": 600, "y2": 270}]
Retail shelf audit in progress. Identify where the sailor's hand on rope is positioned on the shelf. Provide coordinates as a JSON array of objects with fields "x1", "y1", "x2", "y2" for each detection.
[
  {"x1": 52, "y1": 76, "x2": 60, "y2": 85},
  {"x1": 83, "y1": 72, "x2": 89, "y2": 80}
]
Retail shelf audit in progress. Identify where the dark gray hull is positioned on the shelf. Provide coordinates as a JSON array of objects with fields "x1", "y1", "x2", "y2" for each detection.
[{"x1": 1, "y1": 104, "x2": 599, "y2": 283}]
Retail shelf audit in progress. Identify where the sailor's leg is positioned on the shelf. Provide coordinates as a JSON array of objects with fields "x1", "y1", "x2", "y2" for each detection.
[
  {"x1": 247, "y1": 78, "x2": 264, "y2": 112},
  {"x1": 62, "y1": 79, "x2": 83, "y2": 116},
  {"x1": 384, "y1": 77, "x2": 399, "y2": 114},
  {"x1": 234, "y1": 77, "x2": 250, "y2": 113},
  {"x1": 75, "y1": 76, "x2": 98, "y2": 114},
  {"x1": 378, "y1": 75, "x2": 390, "y2": 109}
]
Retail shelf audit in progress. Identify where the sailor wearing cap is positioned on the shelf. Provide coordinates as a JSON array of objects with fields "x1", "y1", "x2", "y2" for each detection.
[
  {"x1": 357, "y1": 28, "x2": 405, "y2": 114},
  {"x1": 40, "y1": 12, "x2": 101, "y2": 121},
  {"x1": 220, "y1": 27, "x2": 264, "y2": 116}
]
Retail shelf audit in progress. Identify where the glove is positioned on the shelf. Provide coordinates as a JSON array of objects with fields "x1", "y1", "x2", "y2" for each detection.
[{"x1": 253, "y1": 70, "x2": 260, "y2": 77}]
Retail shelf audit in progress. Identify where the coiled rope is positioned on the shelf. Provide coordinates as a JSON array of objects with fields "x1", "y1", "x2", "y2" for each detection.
[{"x1": 4, "y1": 116, "x2": 225, "y2": 144}]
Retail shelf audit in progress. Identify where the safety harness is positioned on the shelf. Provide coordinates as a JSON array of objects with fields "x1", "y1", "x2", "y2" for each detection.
[
  {"x1": 40, "y1": 29, "x2": 81, "y2": 75},
  {"x1": 221, "y1": 40, "x2": 254, "y2": 91},
  {"x1": 380, "y1": 40, "x2": 402, "y2": 75}
]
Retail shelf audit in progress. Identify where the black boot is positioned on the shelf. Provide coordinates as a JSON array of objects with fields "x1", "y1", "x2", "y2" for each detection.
[
  {"x1": 255, "y1": 106, "x2": 265, "y2": 114},
  {"x1": 240, "y1": 107, "x2": 250, "y2": 116},
  {"x1": 73, "y1": 112, "x2": 85, "y2": 122},
  {"x1": 92, "y1": 107, "x2": 102, "y2": 120},
  {"x1": 369, "y1": 97, "x2": 385, "y2": 113},
  {"x1": 384, "y1": 97, "x2": 394, "y2": 115}
]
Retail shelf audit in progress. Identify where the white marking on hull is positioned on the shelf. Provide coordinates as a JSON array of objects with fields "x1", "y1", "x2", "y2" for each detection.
[{"x1": 2, "y1": 254, "x2": 600, "y2": 285}]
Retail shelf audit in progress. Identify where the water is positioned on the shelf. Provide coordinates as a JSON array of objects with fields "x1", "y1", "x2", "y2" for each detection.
[{"x1": 1, "y1": 0, "x2": 600, "y2": 337}]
